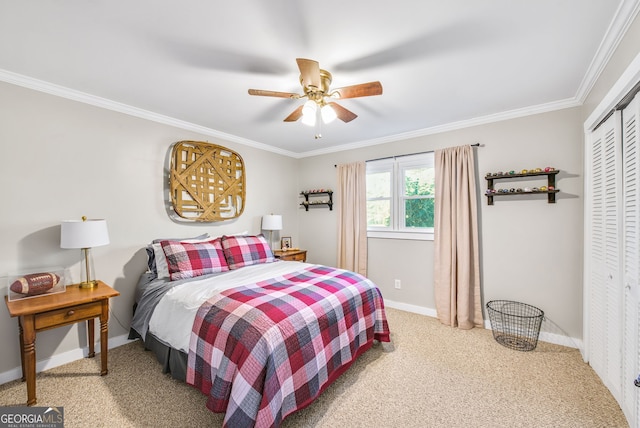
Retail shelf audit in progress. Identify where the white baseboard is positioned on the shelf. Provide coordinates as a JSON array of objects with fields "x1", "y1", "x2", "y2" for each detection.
[
  {"x1": 384, "y1": 299, "x2": 438, "y2": 318},
  {"x1": 538, "y1": 331, "x2": 583, "y2": 350},
  {"x1": 0, "y1": 306, "x2": 585, "y2": 386},
  {"x1": 0, "y1": 333, "x2": 136, "y2": 386},
  {"x1": 386, "y1": 299, "x2": 582, "y2": 350}
]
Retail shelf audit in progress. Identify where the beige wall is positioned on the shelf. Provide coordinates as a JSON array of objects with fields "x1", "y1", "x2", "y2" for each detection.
[
  {"x1": 298, "y1": 107, "x2": 585, "y2": 340},
  {"x1": 0, "y1": 81, "x2": 299, "y2": 377}
]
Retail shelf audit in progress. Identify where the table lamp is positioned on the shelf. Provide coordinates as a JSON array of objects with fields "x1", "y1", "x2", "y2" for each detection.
[
  {"x1": 61, "y1": 216, "x2": 110, "y2": 288},
  {"x1": 261, "y1": 214, "x2": 282, "y2": 250}
]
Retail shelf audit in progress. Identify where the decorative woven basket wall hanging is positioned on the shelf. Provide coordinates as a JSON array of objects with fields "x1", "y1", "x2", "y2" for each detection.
[{"x1": 169, "y1": 141, "x2": 245, "y2": 222}]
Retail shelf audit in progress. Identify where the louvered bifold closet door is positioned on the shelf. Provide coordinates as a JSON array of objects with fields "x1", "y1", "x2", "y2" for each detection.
[
  {"x1": 588, "y1": 110, "x2": 623, "y2": 401},
  {"x1": 622, "y1": 93, "x2": 640, "y2": 427}
]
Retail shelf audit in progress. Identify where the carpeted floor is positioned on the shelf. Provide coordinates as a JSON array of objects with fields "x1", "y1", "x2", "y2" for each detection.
[{"x1": 0, "y1": 308, "x2": 628, "y2": 427}]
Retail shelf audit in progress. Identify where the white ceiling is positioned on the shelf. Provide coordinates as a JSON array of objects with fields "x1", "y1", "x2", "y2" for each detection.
[{"x1": 0, "y1": 1, "x2": 636, "y2": 156}]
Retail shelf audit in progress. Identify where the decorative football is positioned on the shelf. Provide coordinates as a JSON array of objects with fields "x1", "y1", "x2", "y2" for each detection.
[{"x1": 10, "y1": 273, "x2": 60, "y2": 296}]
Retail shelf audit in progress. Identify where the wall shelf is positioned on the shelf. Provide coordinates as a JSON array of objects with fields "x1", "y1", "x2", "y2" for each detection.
[
  {"x1": 485, "y1": 170, "x2": 559, "y2": 205},
  {"x1": 300, "y1": 191, "x2": 333, "y2": 211}
]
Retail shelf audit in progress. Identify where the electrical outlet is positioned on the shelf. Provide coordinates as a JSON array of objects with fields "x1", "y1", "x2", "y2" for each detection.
[{"x1": 394, "y1": 279, "x2": 401, "y2": 289}]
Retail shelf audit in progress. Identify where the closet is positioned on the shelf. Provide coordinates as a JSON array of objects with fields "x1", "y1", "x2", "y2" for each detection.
[{"x1": 586, "y1": 91, "x2": 640, "y2": 428}]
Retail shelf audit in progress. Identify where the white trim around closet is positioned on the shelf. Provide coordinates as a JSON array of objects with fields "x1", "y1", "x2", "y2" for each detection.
[{"x1": 582, "y1": 50, "x2": 640, "y2": 364}]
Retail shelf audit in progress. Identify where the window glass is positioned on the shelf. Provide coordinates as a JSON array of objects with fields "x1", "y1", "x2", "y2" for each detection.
[{"x1": 366, "y1": 153, "x2": 434, "y2": 239}]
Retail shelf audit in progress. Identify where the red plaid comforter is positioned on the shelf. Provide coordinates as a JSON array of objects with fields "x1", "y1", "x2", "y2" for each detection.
[{"x1": 186, "y1": 265, "x2": 390, "y2": 428}]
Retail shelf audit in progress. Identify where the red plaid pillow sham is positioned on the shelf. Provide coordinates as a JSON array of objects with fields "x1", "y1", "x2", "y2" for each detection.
[
  {"x1": 160, "y1": 238, "x2": 229, "y2": 280},
  {"x1": 220, "y1": 234, "x2": 276, "y2": 270}
]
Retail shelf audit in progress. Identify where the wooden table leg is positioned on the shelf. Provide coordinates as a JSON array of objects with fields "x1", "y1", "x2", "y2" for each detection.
[
  {"x1": 21, "y1": 315, "x2": 37, "y2": 406},
  {"x1": 87, "y1": 319, "x2": 95, "y2": 358},
  {"x1": 100, "y1": 301, "x2": 109, "y2": 376},
  {"x1": 18, "y1": 318, "x2": 26, "y2": 382}
]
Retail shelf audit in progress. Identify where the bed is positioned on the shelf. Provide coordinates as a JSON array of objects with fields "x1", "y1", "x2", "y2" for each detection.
[{"x1": 129, "y1": 234, "x2": 390, "y2": 428}]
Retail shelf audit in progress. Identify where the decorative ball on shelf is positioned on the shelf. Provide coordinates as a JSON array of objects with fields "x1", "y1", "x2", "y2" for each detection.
[
  {"x1": 509, "y1": 170, "x2": 515, "y2": 175},
  {"x1": 534, "y1": 168, "x2": 542, "y2": 172},
  {"x1": 521, "y1": 169, "x2": 528, "y2": 174},
  {"x1": 539, "y1": 186, "x2": 548, "y2": 191},
  {"x1": 548, "y1": 185, "x2": 555, "y2": 191},
  {"x1": 497, "y1": 171, "x2": 503, "y2": 176},
  {"x1": 544, "y1": 167, "x2": 555, "y2": 172},
  {"x1": 509, "y1": 188, "x2": 516, "y2": 193},
  {"x1": 485, "y1": 189, "x2": 492, "y2": 195},
  {"x1": 516, "y1": 188, "x2": 523, "y2": 193},
  {"x1": 524, "y1": 187, "x2": 532, "y2": 192},
  {"x1": 532, "y1": 187, "x2": 540, "y2": 192},
  {"x1": 486, "y1": 172, "x2": 492, "y2": 177}
]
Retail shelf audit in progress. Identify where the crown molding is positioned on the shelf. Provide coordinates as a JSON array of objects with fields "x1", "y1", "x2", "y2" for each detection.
[
  {"x1": 0, "y1": 68, "x2": 299, "y2": 158},
  {"x1": 575, "y1": 0, "x2": 640, "y2": 103},
  {"x1": 296, "y1": 97, "x2": 581, "y2": 158},
  {"x1": 0, "y1": 67, "x2": 583, "y2": 160}
]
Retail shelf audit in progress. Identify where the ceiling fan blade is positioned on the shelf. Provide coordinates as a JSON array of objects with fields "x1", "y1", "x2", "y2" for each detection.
[
  {"x1": 248, "y1": 89, "x2": 299, "y2": 98},
  {"x1": 296, "y1": 58, "x2": 321, "y2": 89},
  {"x1": 284, "y1": 105, "x2": 304, "y2": 122},
  {"x1": 328, "y1": 102, "x2": 358, "y2": 123},
  {"x1": 332, "y1": 81, "x2": 383, "y2": 99}
]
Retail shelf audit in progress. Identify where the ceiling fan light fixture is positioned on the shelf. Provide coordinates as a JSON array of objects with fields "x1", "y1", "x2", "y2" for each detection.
[
  {"x1": 321, "y1": 104, "x2": 337, "y2": 123},
  {"x1": 301, "y1": 109, "x2": 316, "y2": 127},
  {"x1": 248, "y1": 58, "x2": 383, "y2": 128},
  {"x1": 302, "y1": 99, "x2": 317, "y2": 117}
]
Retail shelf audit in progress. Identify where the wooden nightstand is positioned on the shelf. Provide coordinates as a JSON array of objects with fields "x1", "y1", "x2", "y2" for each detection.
[
  {"x1": 273, "y1": 249, "x2": 307, "y2": 262},
  {"x1": 4, "y1": 280, "x2": 119, "y2": 405}
]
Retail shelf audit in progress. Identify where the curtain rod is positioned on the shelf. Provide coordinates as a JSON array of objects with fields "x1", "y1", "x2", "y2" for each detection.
[{"x1": 334, "y1": 143, "x2": 480, "y2": 167}]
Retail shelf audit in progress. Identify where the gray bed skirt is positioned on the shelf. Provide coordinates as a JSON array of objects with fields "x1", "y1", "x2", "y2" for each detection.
[{"x1": 130, "y1": 329, "x2": 188, "y2": 382}]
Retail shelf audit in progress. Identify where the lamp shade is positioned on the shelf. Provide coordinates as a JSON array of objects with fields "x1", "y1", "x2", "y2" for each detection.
[
  {"x1": 61, "y1": 219, "x2": 110, "y2": 249},
  {"x1": 262, "y1": 214, "x2": 282, "y2": 231}
]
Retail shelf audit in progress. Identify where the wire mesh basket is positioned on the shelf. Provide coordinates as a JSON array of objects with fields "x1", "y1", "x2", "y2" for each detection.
[{"x1": 486, "y1": 300, "x2": 544, "y2": 351}]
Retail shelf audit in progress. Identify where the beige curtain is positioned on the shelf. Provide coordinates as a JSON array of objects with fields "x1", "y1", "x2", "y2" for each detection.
[
  {"x1": 434, "y1": 145, "x2": 482, "y2": 329},
  {"x1": 337, "y1": 161, "x2": 368, "y2": 276}
]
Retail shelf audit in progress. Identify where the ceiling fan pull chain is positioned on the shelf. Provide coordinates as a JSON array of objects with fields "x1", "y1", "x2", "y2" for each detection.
[{"x1": 315, "y1": 108, "x2": 322, "y2": 139}]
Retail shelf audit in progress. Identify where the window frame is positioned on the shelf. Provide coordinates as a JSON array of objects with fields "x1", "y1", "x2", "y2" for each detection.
[{"x1": 366, "y1": 153, "x2": 435, "y2": 241}]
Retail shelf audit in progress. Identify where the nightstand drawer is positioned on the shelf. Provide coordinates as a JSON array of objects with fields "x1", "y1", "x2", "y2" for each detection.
[
  {"x1": 285, "y1": 252, "x2": 306, "y2": 262},
  {"x1": 34, "y1": 301, "x2": 102, "y2": 331},
  {"x1": 274, "y1": 249, "x2": 307, "y2": 262}
]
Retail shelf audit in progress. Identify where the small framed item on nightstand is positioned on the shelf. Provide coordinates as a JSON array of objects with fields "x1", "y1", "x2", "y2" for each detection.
[
  {"x1": 6, "y1": 267, "x2": 67, "y2": 301},
  {"x1": 281, "y1": 237, "x2": 292, "y2": 250}
]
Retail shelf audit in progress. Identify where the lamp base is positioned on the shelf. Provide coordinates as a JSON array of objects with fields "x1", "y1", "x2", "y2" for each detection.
[{"x1": 79, "y1": 280, "x2": 99, "y2": 289}]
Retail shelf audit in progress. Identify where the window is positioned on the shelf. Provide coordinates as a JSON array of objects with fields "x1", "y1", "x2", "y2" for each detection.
[{"x1": 366, "y1": 153, "x2": 435, "y2": 240}]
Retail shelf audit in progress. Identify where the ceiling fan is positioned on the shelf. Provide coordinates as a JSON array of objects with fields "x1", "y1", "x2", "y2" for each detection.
[{"x1": 248, "y1": 58, "x2": 383, "y2": 127}]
